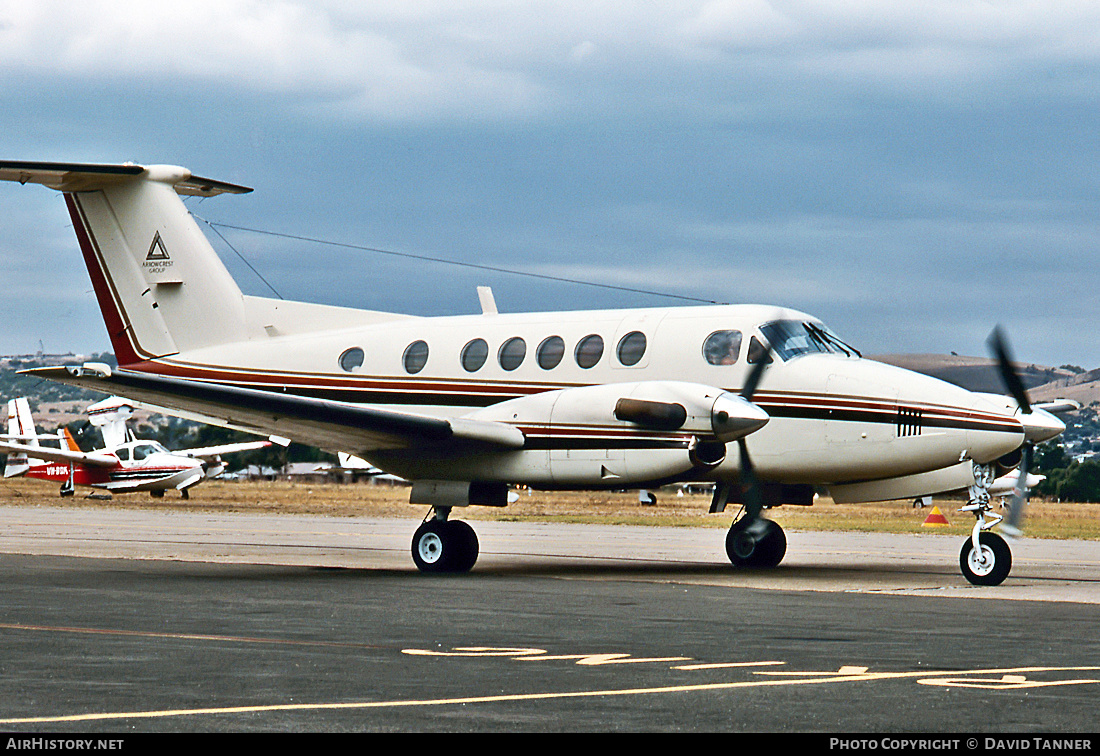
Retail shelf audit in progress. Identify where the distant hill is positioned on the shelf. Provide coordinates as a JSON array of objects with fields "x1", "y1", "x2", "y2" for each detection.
[
  {"x1": 871, "y1": 353, "x2": 1100, "y2": 410},
  {"x1": 870, "y1": 353, "x2": 1073, "y2": 393}
]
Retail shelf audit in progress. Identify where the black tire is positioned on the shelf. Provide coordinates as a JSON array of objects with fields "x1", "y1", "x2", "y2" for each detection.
[
  {"x1": 411, "y1": 520, "x2": 479, "y2": 574},
  {"x1": 726, "y1": 519, "x2": 786, "y2": 568},
  {"x1": 445, "y1": 520, "x2": 479, "y2": 573},
  {"x1": 959, "y1": 531, "x2": 1012, "y2": 586}
]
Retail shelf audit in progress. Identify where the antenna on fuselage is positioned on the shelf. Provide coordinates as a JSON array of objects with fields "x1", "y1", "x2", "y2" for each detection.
[{"x1": 477, "y1": 286, "x2": 498, "y2": 315}]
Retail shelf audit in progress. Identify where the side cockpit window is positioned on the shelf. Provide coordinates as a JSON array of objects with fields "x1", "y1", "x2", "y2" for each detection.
[
  {"x1": 747, "y1": 335, "x2": 773, "y2": 364},
  {"x1": 703, "y1": 330, "x2": 742, "y2": 365}
]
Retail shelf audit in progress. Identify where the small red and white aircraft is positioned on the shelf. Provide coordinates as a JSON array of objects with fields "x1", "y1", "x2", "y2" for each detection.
[
  {"x1": 0, "y1": 160, "x2": 1072, "y2": 583},
  {"x1": 1, "y1": 396, "x2": 273, "y2": 498}
]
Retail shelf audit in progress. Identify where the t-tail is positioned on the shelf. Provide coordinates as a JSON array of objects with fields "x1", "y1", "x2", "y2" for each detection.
[
  {"x1": 0, "y1": 161, "x2": 402, "y2": 369},
  {"x1": 0, "y1": 162, "x2": 255, "y2": 365}
]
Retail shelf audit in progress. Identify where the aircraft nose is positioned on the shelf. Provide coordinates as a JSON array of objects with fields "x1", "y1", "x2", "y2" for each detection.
[
  {"x1": 965, "y1": 394, "x2": 1026, "y2": 464},
  {"x1": 711, "y1": 393, "x2": 770, "y2": 442},
  {"x1": 1021, "y1": 408, "x2": 1065, "y2": 444}
]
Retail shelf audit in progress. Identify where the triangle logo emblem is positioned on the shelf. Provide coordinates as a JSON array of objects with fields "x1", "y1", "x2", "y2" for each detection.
[{"x1": 146, "y1": 232, "x2": 170, "y2": 261}]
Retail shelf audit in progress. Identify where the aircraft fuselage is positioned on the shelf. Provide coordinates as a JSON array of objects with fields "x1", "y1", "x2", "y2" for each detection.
[{"x1": 126, "y1": 303, "x2": 1029, "y2": 495}]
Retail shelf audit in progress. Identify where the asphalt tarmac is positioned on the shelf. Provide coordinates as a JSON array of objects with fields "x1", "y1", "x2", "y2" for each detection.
[{"x1": 0, "y1": 505, "x2": 1097, "y2": 735}]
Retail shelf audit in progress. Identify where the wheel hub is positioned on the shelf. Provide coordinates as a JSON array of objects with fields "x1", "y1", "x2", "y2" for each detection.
[
  {"x1": 730, "y1": 531, "x2": 757, "y2": 560},
  {"x1": 417, "y1": 532, "x2": 444, "y2": 564},
  {"x1": 967, "y1": 545, "x2": 995, "y2": 576}
]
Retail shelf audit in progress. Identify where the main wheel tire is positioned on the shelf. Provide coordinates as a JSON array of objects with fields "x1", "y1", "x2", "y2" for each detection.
[
  {"x1": 411, "y1": 520, "x2": 479, "y2": 574},
  {"x1": 445, "y1": 520, "x2": 479, "y2": 573},
  {"x1": 959, "y1": 531, "x2": 1012, "y2": 586},
  {"x1": 726, "y1": 519, "x2": 786, "y2": 568}
]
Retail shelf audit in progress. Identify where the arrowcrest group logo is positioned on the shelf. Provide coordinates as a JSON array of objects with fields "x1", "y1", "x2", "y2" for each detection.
[{"x1": 142, "y1": 231, "x2": 175, "y2": 276}]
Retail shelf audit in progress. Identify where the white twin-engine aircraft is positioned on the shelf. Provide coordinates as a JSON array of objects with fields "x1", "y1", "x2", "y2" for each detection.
[
  {"x1": 0, "y1": 161, "x2": 1069, "y2": 584},
  {"x1": 0, "y1": 395, "x2": 273, "y2": 497}
]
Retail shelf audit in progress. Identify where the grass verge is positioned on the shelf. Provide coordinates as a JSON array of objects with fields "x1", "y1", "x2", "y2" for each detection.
[{"x1": 1, "y1": 477, "x2": 1098, "y2": 541}]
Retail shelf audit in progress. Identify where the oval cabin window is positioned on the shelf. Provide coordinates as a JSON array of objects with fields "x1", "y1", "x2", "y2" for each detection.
[
  {"x1": 616, "y1": 331, "x2": 646, "y2": 366},
  {"x1": 403, "y1": 340, "x2": 429, "y2": 374},
  {"x1": 498, "y1": 337, "x2": 527, "y2": 371},
  {"x1": 537, "y1": 336, "x2": 565, "y2": 370},
  {"x1": 461, "y1": 338, "x2": 488, "y2": 372},
  {"x1": 339, "y1": 347, "x2": 365, "y2": 372},
  {"x1": 575, "y1": 334, "x2": 604, "y2": 369}
]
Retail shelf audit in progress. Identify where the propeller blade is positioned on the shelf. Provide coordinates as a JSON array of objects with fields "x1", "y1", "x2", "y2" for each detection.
[
  {"x1": 988, "y1": 326, "x2": 1032, "y2": 415},
  {"x1": 987, "y1": 327, "x2": 1039, "y2": 540},
  {"x1": 709, "y1": 481, "x2": 731, "y2": 514},
  {"x1": 738, "y1": 438, "x2": 764, "y2": 522},
  {"x1": 1001, "y1": 442, "x2": 1032, "y2": 539},
  {"x1": 707, "y1": 440, "x2": 766, "y2": 522}
]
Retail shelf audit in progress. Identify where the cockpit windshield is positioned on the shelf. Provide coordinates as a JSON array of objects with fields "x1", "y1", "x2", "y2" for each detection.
[
  {"x1": 758, "y1": 320, "x2": 861, "y2": 361},
  {"x1": 130, "y1": 441, "x2": 169, "y2": 461}
]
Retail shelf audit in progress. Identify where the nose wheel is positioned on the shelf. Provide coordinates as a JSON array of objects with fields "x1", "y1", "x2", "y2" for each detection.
[
  {"x1": 959, "y1": 531, "x2": 1012, "y2": 586},
  {"x1": 959, "y1": 468, "x2": 1013, "y2": 586}
]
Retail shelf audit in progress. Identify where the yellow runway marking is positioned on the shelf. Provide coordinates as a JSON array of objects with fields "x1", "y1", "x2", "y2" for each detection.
[
  {"x1": 672, "y1": 661, "x2": 785, "y2": 670},
  {"x1": 917, "y1": 674, "x2": 1100, "y2": 690},
  {"x1": 0, "y1": 622, "x2": 387, "y2": 650},
  {"x1": 2, "y1": 666, "x2": 1098, "y2": 726}
]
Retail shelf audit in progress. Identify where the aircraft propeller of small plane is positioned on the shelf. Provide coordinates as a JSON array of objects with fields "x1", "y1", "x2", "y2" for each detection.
[
  {"x1": 0, "y1": 160, "x2": 1077, "y2": 583},
  {"x1": 1, "y1": 395, "x2": 275, "y2": 498}
]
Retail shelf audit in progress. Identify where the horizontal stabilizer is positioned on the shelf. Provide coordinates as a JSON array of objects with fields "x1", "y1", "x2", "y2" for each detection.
[{"x1": 0, "y1": 160, "x2": 252, "y2": 196}]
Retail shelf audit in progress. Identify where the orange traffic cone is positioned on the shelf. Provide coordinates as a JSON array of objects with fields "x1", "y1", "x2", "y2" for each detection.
[{"x1": 922, "y1": 506, "x2": 950, "y2": 527}]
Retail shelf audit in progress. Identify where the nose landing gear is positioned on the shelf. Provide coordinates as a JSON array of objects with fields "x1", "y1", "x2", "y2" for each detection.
[{"x1": 959, "y1": 464, "x2": 1013, "y2": 586}]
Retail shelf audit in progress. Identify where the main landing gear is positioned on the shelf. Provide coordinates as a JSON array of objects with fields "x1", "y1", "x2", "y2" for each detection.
[
  {"x1": 411, "y1": 507, "x2": 479, "y2": 574},
  {"x1": 958, "y1": 463, "x2": 1013, "y2": 586},
  {"x1": 725, "y1": 510, "x2": 787, "y2": 568}
]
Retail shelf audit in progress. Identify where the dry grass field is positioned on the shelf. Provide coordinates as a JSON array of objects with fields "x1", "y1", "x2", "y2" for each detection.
[{"x1": 1, "y1": 476, "x2": 1097, "y2": 541}]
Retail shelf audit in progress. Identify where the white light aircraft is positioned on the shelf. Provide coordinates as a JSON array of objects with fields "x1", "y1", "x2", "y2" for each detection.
[
  {"x1": 0, "y1": 160, "x2": 1071, "y2": 583},
  {"x1": 0, "y1": 395, "x2": 274, "y2": 497}
]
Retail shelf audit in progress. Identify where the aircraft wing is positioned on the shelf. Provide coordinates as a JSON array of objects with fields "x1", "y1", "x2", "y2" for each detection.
[
  {"x1": 179, "y1": 440, "x2": 274, "y2": 458},
  {"x1": 1035, "y1": 399, "x2": 1081, "y2": 415},
  {"x1": 0, "y1": 440, "x2": 118, "y2": 467},
  {"x1": 22, "y1": 366, "x2": 526, "y2": 456}
]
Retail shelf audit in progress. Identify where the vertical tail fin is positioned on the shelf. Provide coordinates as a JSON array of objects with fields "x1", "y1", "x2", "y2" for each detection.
[
  {"x1": 0, "y1": 162, "x2": 255, "y2": 365},
  {"x1": 59, "y1": 427, "x2": 81, "y2": 453},
  {"x1": 4, "y1": 397, "x2": 38, "y2": 477}
]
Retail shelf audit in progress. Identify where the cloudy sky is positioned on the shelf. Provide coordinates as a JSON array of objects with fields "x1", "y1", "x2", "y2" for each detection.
[{"x1": 1, "y1": 1, "x2": 1098, "y2": 369}]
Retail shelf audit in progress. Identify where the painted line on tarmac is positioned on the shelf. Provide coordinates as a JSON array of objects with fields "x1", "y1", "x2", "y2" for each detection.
[
  {"x1": 0, "y1": 622, "x2": 390, "y2": 650},
  {"x1": 3, "y1": 665, "x2": 1098, "y2": 726}
]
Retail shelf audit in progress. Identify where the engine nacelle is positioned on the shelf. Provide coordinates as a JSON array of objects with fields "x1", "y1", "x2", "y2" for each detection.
[{"x1": 455, "y1": 380, "x2": 768, "y2": 487}]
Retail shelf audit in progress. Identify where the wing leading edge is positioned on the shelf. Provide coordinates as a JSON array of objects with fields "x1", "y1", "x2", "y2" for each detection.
[
  {"x1": 21, "y1": 366, "x2": 526, "y2": 456},
  {"x1": 0, "y1": 440, "x2": 118, "y2": 467}
]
